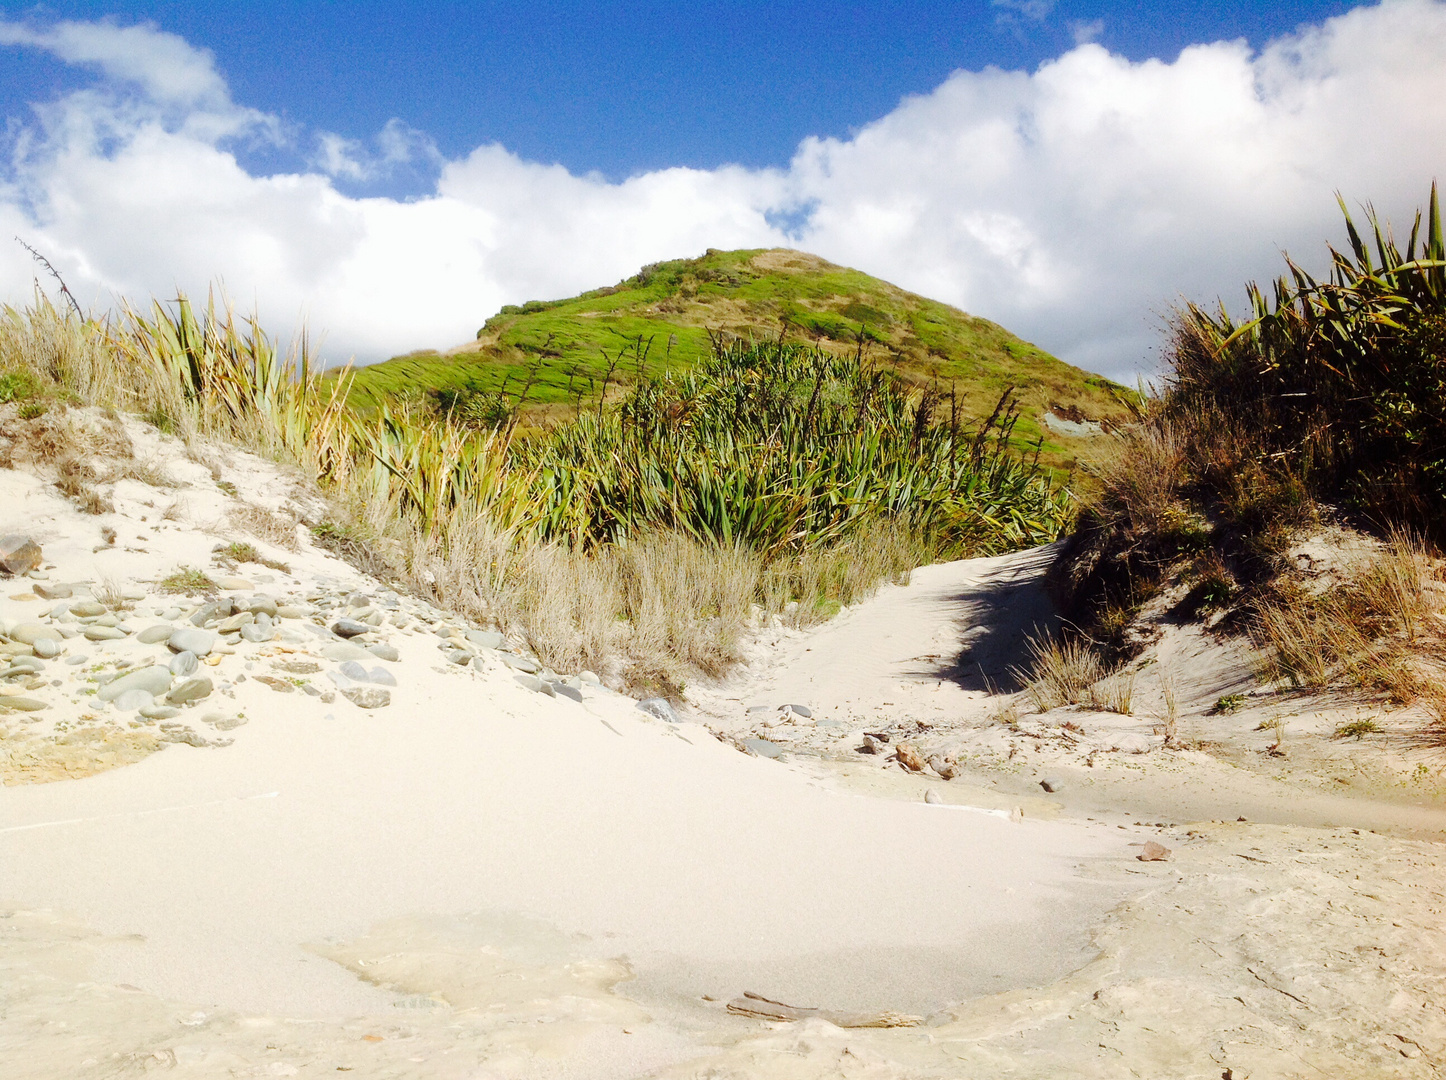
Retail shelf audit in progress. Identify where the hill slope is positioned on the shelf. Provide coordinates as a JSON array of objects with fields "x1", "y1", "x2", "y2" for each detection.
[{"x1": 342, "y1": 248, "x2": 1128, "y2": 454}]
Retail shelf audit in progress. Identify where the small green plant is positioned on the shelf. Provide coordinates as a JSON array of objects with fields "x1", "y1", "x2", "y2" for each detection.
[
  {"x1": 215, "y1": 480, "x2": 238, "y2": 497},
  {"x1": 18, "y1": 401, "x2": 47, "y2": 419},
  {"x1": 160, "y1": 567, "x2": 217, "y2": 594},
  {"x1": 142, "y1": 405, "x2": 178, "y2": 434},
  {"x1": 214, "y1": 541, "x2": 290, "y2": 573},
  {"x1": 0, "y1": 370, "x2": 40, "y2": 403},
  {"x1": 1333, "y1": 718, "x2": 1381, "y2": 740},
  {"x1": 1210, "y1": 694, "x2": 1246, "y2": 715}
]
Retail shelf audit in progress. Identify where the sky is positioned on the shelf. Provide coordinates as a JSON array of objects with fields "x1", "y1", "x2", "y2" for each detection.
[{"x1": 0, "y1": 0, "x2": 1443, "y2": 380}]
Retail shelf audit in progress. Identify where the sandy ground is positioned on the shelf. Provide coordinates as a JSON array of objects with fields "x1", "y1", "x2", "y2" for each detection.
[{"x1": 2, "y1": 407, "x2": 1444, "y2": 1077}]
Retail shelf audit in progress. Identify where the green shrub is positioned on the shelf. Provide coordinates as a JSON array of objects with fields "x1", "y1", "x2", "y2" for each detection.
[{"x1": 0, "y1": 370, "x2": 40, "y2": 403}]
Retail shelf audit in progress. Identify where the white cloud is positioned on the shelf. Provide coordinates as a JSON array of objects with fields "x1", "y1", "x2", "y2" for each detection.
[{"x1": 2, "y1": 2, "x2": 1446, "y2": 380}]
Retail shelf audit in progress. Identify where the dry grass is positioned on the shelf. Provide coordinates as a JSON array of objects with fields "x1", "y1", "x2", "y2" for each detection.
[
  {"x1": 1253, "y1": 531, "x2": 1446, "y2": 706},
  {"x1": 1015, "y1": 636, "x2": 1104, "y2": 712},
  {"x1": 229, "y1": 503, "x2": 300, "y2": 550}
]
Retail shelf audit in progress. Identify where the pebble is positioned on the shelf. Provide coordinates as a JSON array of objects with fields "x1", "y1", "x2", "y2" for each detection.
[
  {"x1": 243, "y1": 595, "x2": 278, "y2": 617},
  {"x1": 161, "y1": 607, "x2": 183, "y2": 621},
  {"x1": 779, "y1": 703, "x2": 813, "y2": 718},
  {"x1": 6, "y1": 656, "x2": 44, "y2": 674},
  {"x1": 32, "y1": 583, "x2": 72, "y2": 600},
  {"x1": 637, "y1": 697, "x2": 679, "y2": 723},
  {"x1": 446, "y1": 649, "x2": 472, "y2": 665},
  {"x1": 137, "y1": 625, "x2": 174, "y2": 644},
  {"x1": 65, "y1": 654, "x2": 88, "y2": 666},
  {"x1": 98, "y1": 666, "x2": 172, "y2": 702},
  {"x1": 83, "y1": 625, "x2": 126, "y2": 641},
  {"x1": 744, "y1": 738, "x2": 784, "y2": 759},
  {"x1": 168, "y1": 628, "x2": 216, "y2": 656},
  {"x1": 240, "y1": 620, "x2": 274, "y2": 643},
  {"x1": 501, "y1": 653, "x2": 540, "y2": 674},
  {"x1": 275, "y1": 605, "x2": 306, "y2": 619},
  {"x1": 367, "y1": 643, "x2": 400, "y2": 662},
  {"x1": 217, "y1": 612, "x2": 254, "y2": 633},
  {"x1": 167, "y1": 676, "x2": 214, "y2": 704},
  {"x1": 550, "y1": 682, "x2": 583, "y2": 703},
  {"x1": 580, "y1": 670, "x2": 602, "y2": 685},
  {"x1": 8, "y1": 623, "x2": 50, "y2": 644},
  {"x1": 31, "y1": 637, "x2": 60, "y2": 658},
  {"x1": 1040, "y1": 777, "x2": 1063, "y2": 793},
  {"x1": 340, "y1": 686, "x2": 390, "y2": 709},
  {"x1": 331, "y1": 619, "x2": 372, "y2": 638},
  {"x1": 112, "y1": 688, "x2": 155, "y2": 711},
  {"x1": 514, "y1": 674, "x2": 549, "y2": 694},
  {"x1": 320, "y1": 642, "x2": 373, "y2": 662},
  {"x1": 139, "y1": 704, "x2": 181, "y2": 720},
  {"x1": 215, "y1": 577, "x2": 253, "y2": 591},
  {"x1": 1, "y1": 697, "x2": 47, "y2": 712},
  {"x1": 69, "y1": 600, "x2": 106, "y2": 617},
  {"x1": 464, "y1": 629, "x2": 503, "y2": 650},
  {"x1": 169, "y1": 651, "x2": 199, "y2": 677},
  {"x1": 924, "y1": 789, "x2": 943, "y2": 804}
]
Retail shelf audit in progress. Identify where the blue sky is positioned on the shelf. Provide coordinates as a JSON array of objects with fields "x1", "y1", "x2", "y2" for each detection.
[
  {"x1": 1, "y1": 1, "x2": 1365, "y2": 187},
  {"x1": 0, "y1": 1, "x2": 1440, "y2": 379}
]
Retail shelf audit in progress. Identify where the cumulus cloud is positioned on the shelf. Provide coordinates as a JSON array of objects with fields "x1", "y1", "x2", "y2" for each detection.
[{"x1": 2, "y1": 2, "x2": 1446, "y2": 379}]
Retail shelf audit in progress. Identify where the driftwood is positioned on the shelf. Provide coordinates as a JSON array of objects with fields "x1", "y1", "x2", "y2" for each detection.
[{"x1": 726, "y1": 990, "x2": 921, "y2": 1028}]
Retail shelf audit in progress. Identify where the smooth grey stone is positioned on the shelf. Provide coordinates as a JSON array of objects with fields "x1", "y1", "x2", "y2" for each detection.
[
  {"x1": 137, "y1": 624, "x2": 174, "y2": 644},
  {"x1": 221, "y1": 633, "x2": 242, "y2": 646},
  {"x1": 514, "y1": 674, "x2": 544, "y2": 693},
  {"x1": 306, "y1": 624, "x2": 337, "y2": 639},
  {"x1": 550, "y1": 682, "x2": 583, "y2": 703},
  {"x1": 65, "y1": 654, "x2": 88, "y2": 666},
  {"x1": 326, "y1": 670, "x2": 354, "y2": 689},
  {"x1": 33, "y1": 583, "x2": 72, "y2": 600},
  {"x1": 442, "y1": 649, "x2": 469, "y2": 665},
  {"x1": 338, "y1": 660, "x2": 368, "y2": 681},
  {"x1": 276, "y1": 605, "x2": 306, "y2": 620},
  {"x1": 301, "y1": 682, "x2": 322, "y2": 696},
  {"x1": 8, "y1": 656, "x2": 44, "y2": 672},
  {"x1": 168, "y1": 628, "x2": 216, "y2": 656},
  {"x1": 367, "y1": 643, "x2": 400, "y2": 662},
  {"x1": 8, "y1": 623, "x2": 49, "y2": 645},
  {"x1": 97, "y1": 665, "x2": 171, "y2": 702},
  {"x1": 243, "y1": 595, "x2": 278, "y2": 617},
  {"x1": 31, "y1": 637, "x2": 61, "y2": 659},
  {"x1": 240, "y1": 622, "x2": 274, "y2": 643},
  {"x1": 217, "y1": 612, "x2": 253, "y2": 632},
  {"x1": 471, "y1": 656, "x2": 489, "y2": 673},
  {"x1": 366, "y1": 666, "x2": 396, "y2": 686},
  {"x1": 112, "y1": 688, "x2": 155, "y2": 711},
  {"x1": 1, "y1": 696, "x2": 47, "y2": 712},
  {"x1": 169, "y1": 651, "x2": 199, "y2": 677},
  {"x1": 166, "y1": 676, "x2": 214, "y2": 704},
  {"x1": 91, "y1": 614, "x2": 121, "y2": 628},
  {"x1": 363, "y1": 611, "x2": 384, "y2": 627},
  {"x1": 161, "y1": 607, "x2": 183, "y2": 621},
  {"x1": 345, "y1": 592, "x2": 371, "y2": 608},
  {"x1": 331, "y1": 618, "x2": 371, "y2": 638},
  {"x1": 780, "y1": 703, "x2": 813, "y2": 718},
  {"x1": 279, "y1": 629, "x2": 307, "y2": 643},
  {"x1": 637, "y1": 697, "x2": 679, "y2": 723},
  {"x1": 341, "y1": 685, "x2": 390, "y2": 709},
  {"x1": 321, "y1": 642, "x2": 373, "y2": 662},
  {"x1": 84, "y1": 625, "x2": 127, "y2": 641},
  {"x1": 744, "y1": 738, "x2": 785, "y2": 759},
  {"x1": 1039, "y1": 777, "x2": 1063, "y2": 794},
  {"x1": 501, "y1": 653, "x2": 540, "y2": 674},
  {"x1": 69, "y1": 601, "x2": 105, "y2": 617},
  {"x1": 139, "y1": 704, "x2": 181, "y2": 720},
  {"x1": 924, "y1": 789, "x2": 943, "y2": 805},
  {"x1": 214, "y1": 577, "x2": 253, "y2": 591},
  {"x1": 580, "y1": 670, "x2": 602, "y2": 685}
]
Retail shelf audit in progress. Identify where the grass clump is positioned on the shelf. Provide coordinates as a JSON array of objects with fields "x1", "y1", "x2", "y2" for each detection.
[
  {"x1": 213, "y1": 541, "x2": 289, "y2": 574},
  {"x1": 1334, "y1": 718, "x2": 1381, "y2": 740},
  {"x1": 160, "y1": 567, "x2": 217, "y2": 595}
]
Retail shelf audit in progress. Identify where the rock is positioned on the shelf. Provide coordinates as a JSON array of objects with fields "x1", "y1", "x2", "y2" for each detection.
[
  {"x1": 1138, "y1": 841, "x2": 1172, "y2": 862},
  {"x1": 779, "y1": 703, "x2": 813, "y2": 718},
  {"x1": 330, "y1": 618, "x2": 372, "y2": 638},
  {"x1": 856, "y1": 734, "x2": 886, "y2": 755},
  {"x1": 137, "y1": 625, "x2": 174, "y2": 644},
  {"x1": 214, "y1": 577, "x2": 253, "y2": 591},
  {"x1": 367, "y1": 643, "x2": 400, "y2": 662},
  {"x1": 1040, "y1": 777, "x2": 1063, "y2": 794},
  {"x1": 0, "y1": 535, "x2": 42, "y2": 576},
  {"x1": 550, "y1": 682, "x2": 583, "y2": 703},
  {"x1": 5, "y1": 656, "x2": 44, "y2": 674},
  {"x1": 894, "y1": 742, "x2": 928, "y2": 772},
  {"x1": 500, "y1": 653, "x2": 541, "y2": 674},
  {"x1": 31, "y1": 637, "x2": 60, "y2": 659},
  {"x1": 65, "y1": 654, "x2": 88, "y2": 666},
  {"x1": 112, "y1": 688, "x2": 155, "y2": 711},
  {"x1": 514, "y1": 674, "x2": 545, "y2": 693},
  {"x1": 160, "y1": 607, "x2": 183, "y2": 621},
  {"x1": 276, "y1": 659, "x2": 320, "y2": 674},
  {"x1": 84, "y1": 625, "x2": 127, "y2": 641},
  {"x1": 1, "y1": 696, "x2": 47, "y2": 712},
  {"x1": 240, "y1": 621, "x2": 274, "y2": 643},
  {"x1": 8, "y1": 623, "x2": 50, "y2": 645},
  {"x1": 254, "y1": 675, "x2": 295, "y2": 693},
  {"x1": 69, "y1": 600, "x2": 106, "y2": 617},
  {"x1": 168, "y1": 628, "x2": 216, "y2": 656},
  {"x1": 217, "y1": 612, "x2": 254, "y2": 633},
  {"x1": 139, "y1": 704, "x2": 181, "y2": 720},
  {"x1": 169, "y1": 651, "x2": 199, "y2": 677},
  {"x1": 924, "y1": 789, "x2": 943, "y2": 804},
  {"x1": 637, "y1": 697, "x2": 679, "y2": 723},
  {"x1": 166, "y1": 676, "x2": 214, "y2": 705},
  {"x1": 321, "y1": 642, "x2": 373, "y2": 662},
  {"x1": 275, "y1": 605, "x2": 306, "y2": 620},
  {"x1": 366, "y1": 666, "x2": 396, "y2": 686},
  {"x1": 464, "y1": 629, "x2": 504, "y2": 650},
  {"x1": 580, "y1": 670, "x2": 601, "y2": 685},
  {"x1": 744, "y1": 738, "x2": 784, "y2": 759},
  {"x1": 929, "y1": 756, "x2": 959, "y2": 780},
  {"x1": 210, "y1": 716, "x2": 246, "y2": 731},
  {"x1": 98, "y1": 665, "x2": 172, "y2": 702},
  {"x1": 32, "y1": 582, "x2": 72, "y2": 600},
  {"x1": 341, "y1": 686, "x2": 390, "y2": 709},
  {"x1": 243, "y1": 595, "x2": 278, "y2": 617}
]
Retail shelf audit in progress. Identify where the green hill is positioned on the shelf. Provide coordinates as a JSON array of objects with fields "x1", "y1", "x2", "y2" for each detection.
[{"x1": 340, "y1": 247, "x2": 1128, "y2": 459}]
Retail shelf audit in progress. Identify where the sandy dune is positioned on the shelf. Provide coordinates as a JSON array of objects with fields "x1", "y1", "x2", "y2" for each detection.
[{"x1": 2, "y1": 410, "x2": 1445, "y2": 1077}]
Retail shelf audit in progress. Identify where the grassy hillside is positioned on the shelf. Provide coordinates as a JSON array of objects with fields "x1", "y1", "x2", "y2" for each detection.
[{"x1": 340, "y1": 248, "x2": 1129, "y2": 458}]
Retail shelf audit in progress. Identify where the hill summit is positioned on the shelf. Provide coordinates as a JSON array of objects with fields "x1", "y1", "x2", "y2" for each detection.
[{"x1": 343, "y1": 247, "x2": 1127, "y2": 454}]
